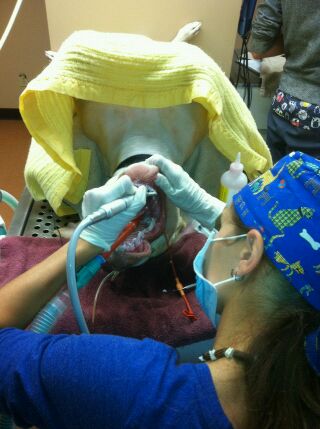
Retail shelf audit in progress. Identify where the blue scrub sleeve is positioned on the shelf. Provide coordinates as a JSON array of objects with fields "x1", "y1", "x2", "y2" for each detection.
[{"x1": 0, "y1": 328, "x2": 231, "y2": 429}]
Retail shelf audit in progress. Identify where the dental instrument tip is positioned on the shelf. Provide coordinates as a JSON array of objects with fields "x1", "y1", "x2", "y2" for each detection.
[{"x1": 146, "y1": 189, "x2": 157, "y2": 197}]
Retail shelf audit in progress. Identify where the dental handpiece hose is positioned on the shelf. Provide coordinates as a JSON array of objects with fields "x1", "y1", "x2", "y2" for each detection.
[{"x1": 66, "y1": 195, "x2": 135, "y2": 334}]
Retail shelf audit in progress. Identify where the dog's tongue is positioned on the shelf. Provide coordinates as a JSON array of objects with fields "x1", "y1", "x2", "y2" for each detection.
[{"x1": 110, "y1": 163, "x2": 166, "y2": 268}]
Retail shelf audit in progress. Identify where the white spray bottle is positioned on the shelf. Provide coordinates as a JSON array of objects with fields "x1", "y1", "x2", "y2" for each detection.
[{"x1": 219, "y1": 152, "x2": 248, "y2": 206}]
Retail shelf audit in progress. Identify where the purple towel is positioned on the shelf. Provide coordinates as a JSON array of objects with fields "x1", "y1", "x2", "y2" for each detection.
[{"x1": 0, "y1": 233, "x2": 215, "y2": 347}]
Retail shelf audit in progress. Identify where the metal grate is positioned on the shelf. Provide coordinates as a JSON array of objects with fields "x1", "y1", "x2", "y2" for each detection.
[{"x1": 9, "y1": 188, "x2": 79, "y2": 237}]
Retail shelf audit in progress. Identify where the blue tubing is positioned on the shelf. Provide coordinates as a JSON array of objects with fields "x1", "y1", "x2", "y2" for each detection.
[
  {"x1": 0, "y1": 190, "x2": 18, "y2": 211},
  {"x1": 76, "y1": 254, "x2": 105, "y2": 290},
  {"x1": 66, "y1": 217, "x2": 93, "y2": 334},
  {"x1": 30, "y1": 253, "x2": 105, "y2": 335},
  {"x1": 30, "y1": 290, "x2": 69, "y2": 334}
]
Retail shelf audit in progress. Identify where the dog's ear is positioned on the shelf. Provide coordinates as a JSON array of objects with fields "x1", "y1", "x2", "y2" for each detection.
[{"x1": 45, "y1": 50, "x2": 56, "y2": 61}]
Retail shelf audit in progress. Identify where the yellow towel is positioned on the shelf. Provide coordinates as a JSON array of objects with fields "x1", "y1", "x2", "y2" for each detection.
[{"x1": 20, "y1": 30, "x2": 272, "y2": 215}]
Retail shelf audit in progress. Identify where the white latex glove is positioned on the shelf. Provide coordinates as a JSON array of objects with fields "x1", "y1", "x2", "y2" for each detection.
[
  {"x1": 146, "y1": 155, "x2": 225, "y2": 229},
  {"x1": 80, "y1": 175, "x2": 146, "y2": 251}
]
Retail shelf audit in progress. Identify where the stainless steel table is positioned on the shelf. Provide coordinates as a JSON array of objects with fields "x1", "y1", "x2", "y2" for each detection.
[{"x1": 9, "y1": 188, "x2": 79, "y2": 237}]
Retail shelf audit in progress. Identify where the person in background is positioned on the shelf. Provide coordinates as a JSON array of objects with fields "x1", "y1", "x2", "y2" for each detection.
[
  {"x1": 0, "y1": 151, "x2": 319, "y2": 428},
  {"x1": 250, "y1": 0, "x2": 320, "y2": 161}
]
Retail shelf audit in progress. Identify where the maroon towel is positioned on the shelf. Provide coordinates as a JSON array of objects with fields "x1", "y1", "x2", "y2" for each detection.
[{"x1": 0, "y1": 232, "x2": 215, "y2": 347}]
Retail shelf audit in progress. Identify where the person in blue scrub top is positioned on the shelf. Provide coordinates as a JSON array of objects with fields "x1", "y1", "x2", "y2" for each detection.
[{"x1": 0, "y1": 151, "x2": 319, "y2": 429}]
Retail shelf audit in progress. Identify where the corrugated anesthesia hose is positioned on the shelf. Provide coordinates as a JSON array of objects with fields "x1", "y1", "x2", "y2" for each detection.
[{"x1": 29, "y1": 254, "x2": 106, "y2": 334}]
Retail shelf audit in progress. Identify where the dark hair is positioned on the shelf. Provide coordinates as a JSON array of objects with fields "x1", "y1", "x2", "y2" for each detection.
[
  {"x1": 245, "y1": 285, "x2": 320, "y2": 429},
  {"x1": 230, "y1": 205, "x2": 320, "y2": 428}
]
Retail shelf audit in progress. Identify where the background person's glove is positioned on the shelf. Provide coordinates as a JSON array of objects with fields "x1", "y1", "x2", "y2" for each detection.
[
  {"x1": 80, "y1": 175, "x2": 146, "y2": 251},
  {"x1": 146, "y1": 155, "x2": 225, "y2": 229}
]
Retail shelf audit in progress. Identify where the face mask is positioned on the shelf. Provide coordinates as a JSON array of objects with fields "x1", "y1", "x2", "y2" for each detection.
[{"x1": 193, "y1": 229, "x2": 247, "y2": 326}]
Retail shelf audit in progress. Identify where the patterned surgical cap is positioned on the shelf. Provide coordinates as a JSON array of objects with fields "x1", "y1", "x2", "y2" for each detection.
[{"x1": 233, "y1": 151, "x2": 320, "y2": 375}]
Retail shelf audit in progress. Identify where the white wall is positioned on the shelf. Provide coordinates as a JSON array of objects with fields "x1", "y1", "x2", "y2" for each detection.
[
  {"x1": 0, "y1": 0, "x2": 244, "y2": 108},
  {"x1": 0, "y1": 0, "x2": 50, "y2": 108},
  {"x1": 45, "y1": 0, "x2": 242, "y2": 76}
]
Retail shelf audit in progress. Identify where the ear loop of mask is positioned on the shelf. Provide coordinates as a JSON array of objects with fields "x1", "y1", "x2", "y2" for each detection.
[
  {"x1": 203, "y1": 233, "x2": 248, "y2": 287},
  {"x1": 193, "y1": 231, "x2": 248, "y2": 328}
]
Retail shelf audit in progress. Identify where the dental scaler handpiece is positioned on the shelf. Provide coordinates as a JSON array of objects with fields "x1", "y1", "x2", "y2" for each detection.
[
  {"x1": 87, "y1": 187, "x2": 155, "y2": 225},
  {"x1": 87, "y1": 195, "x2": 135, "y2": 224}
]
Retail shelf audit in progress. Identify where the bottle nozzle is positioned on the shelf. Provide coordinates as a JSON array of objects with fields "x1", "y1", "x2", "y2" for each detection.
[{"x1": 230, "y1": 152, "x2": 244, "y2": 173}]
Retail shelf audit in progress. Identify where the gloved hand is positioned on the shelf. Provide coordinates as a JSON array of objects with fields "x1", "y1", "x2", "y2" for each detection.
[
  {"x1": 80, "y1": 175, "x2": 146, "y2": 251},
  {"x1": 146, "y1": 155, "x2": 225, "y2": 229}
]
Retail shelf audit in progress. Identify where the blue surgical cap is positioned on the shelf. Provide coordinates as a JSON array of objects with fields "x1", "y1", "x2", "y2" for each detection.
[
  {"x1": 233, "y1": 151, "x2": 320, "y2": 375},
  {"x1": 233, "y1": 151, "x2": 320, "y2": 310}
]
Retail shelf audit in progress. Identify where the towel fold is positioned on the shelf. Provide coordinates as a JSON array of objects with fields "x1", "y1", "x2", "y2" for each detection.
[
  {"x1": 0, "y1": 232, "x2": 215, "y2": 347},
  {"x1": 20, "y1": 30, "x2": 272, "y2": 215}
]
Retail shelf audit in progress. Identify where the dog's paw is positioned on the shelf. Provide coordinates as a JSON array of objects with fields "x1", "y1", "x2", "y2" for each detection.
[{"x1": 173, "y1": 21, "x2": 202, "y2": 42}]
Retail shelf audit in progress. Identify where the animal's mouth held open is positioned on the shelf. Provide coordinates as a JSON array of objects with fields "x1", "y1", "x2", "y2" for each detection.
[
  {"x1": 114, "y1": 163, "x2": 166, "y2": 263},
  {"x1": 117, "y1": 183, "x2": 165, "y2": 257}
]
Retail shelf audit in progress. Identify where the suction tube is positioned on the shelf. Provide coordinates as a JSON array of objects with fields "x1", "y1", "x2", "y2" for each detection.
[{"x1": 67, "y1": 195, "x2": 134, "y2": 334}]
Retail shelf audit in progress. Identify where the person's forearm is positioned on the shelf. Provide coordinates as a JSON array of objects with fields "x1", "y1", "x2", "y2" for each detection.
[
  {"x1": 0, "y1": 239, "x2": 100, "y2": 329},
  {"x1": 250, "y1": 0, "x2": 283, "y2": 54},
  {"x1": 251, "y1": 34, "x2": 284, "y2": 59}
]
